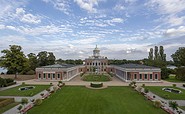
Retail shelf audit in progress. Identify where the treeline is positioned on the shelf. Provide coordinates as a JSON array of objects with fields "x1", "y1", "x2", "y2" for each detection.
[
  {"x1": 0, "y1": 45, "x2": 56, "y2": 77},
  {"x1": 0, "y1": 45, "x2": 83, "y2": 78},
  {"x1": 108, "y1": 59, "x2": 141, "y2": 65}
]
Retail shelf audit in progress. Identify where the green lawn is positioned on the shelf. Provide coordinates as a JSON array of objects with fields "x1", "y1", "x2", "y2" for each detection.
[
  {"x1": 146, "y1": 86, "x2": 185, "y2": 100},
  {"x1": 0, "y1": 84, "x2": 50, "y2": 96},
  {"x1": 28, "y1": 86, "x2": 166, "y2": 114},
  {"x1": 165, "y1": 74, "x2": 185, "y2": 83},
  {"x1": 179, "y1": 106, "x2": 185, "y2": 111},
  {"x1": 82, "y1": 74, "x2": 111, "y2": 81},
  {"x1": 0, "y1": 102, "x2": 19, "y2": 114}
]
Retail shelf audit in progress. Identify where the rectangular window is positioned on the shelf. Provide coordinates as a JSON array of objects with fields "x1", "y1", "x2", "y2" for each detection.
[
  {"x1": 87, "y1": 63, "x2": 89, "y2": 65},
  {"x1": 81, "y1": 69, "x2": 82, "y2": 71},
  {"x1": 145, "y1": 74, "x2": 147, "y2": 79},
  {"x1": 48, "y1": 74, "x2": 50, "y2": 78},
  {"x1": 38, "y1": 73, "x2": 41, "y2": 78},
  {"x1": 140, "y1": 74, "x2": 142, "y2": 79},
  {"x1": 43, "y1": 73, "x2": 46, "y2": 79},
  {"x1": 155, "y1": 74, "x2": 158, "y2": 79},
  {"x1": 134, "y1": 74, "x2": 137, "y2": 79},
  {"x1": 53, "y1": 74, "x2": 55, "y2": 79},
  {"x1": 104, "y1": 69, "x2": 106, "y2": 71},
  {"x1": 101, "y1": 63, "x2": 103, "y2": 65},
  {"x1": 58, "y1": 74, "x2": 60, "y2": 79},
  {"x1": 150, "y1": 74, "x2": 153, "y2": 79}
]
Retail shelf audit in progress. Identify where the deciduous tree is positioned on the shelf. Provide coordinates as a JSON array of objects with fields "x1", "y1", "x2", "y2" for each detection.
[{"x1": 0, "y1": 45, "x2": 27, "y2": 78}]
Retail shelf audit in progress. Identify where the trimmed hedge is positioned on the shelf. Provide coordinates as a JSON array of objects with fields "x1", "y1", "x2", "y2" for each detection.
[
  {"x1": 90, "y1": 82, "x2": 103, "y2": 88},
  {"x1": 0, "y1": 77, "x2": 16, "y2": 87},
  {"x1": 0, "y1": 98, "x2": 14, "y2": 108}
]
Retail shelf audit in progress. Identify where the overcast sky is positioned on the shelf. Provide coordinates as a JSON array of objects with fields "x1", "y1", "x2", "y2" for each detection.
[{"x1": 0, "y1": 0, "x2": 185, "y2": 60}]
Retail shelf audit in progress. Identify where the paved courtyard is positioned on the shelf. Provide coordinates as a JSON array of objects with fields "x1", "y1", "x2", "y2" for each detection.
[{"x1": 17, "y1": 75, "x2": 182, "y2": 87}]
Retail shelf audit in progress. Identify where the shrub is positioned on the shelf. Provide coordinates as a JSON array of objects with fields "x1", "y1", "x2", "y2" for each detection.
[
  {"x1": 0, "y1": 77, "x2": 7, "y2": 87},
  {"x1": 153, "y1": 100, "x2": 162, "y2": 108},
  {"x1": 26, "y1": 70, "x2": 35, "y2": 75},
  {"x1": 5, "y1": 78, "x2": 14, "y2": 83},
  {"x1": 172, "y1": 84, "x2": 176, "y2": 87},
  {"x1": 183, "y1": 84, "x2": 185, "y2": 87},
  {"x1": 22, "y1": 82, "x2": 25, "y2": 85},
  {"x1": 34, "y1": 99, "x2": 42, "y2": 106},
  {"x1": 21, "y1": 98, "x2": 28, "y2": 106},
  {"x1": 40, "y1": 93, "x2": 44, "y2": 97},
  {"x1": 142, "y1": 84, "x2": 145, "y2": 87},
  {"x1": 5, "y1": 82, "x2": 16, "y2": 86},
  {"x1": 46, "y1": 88, "x2": 50, "y2": 92},
  {"x1": 17, "y1": 105, "x2": 23, "y2": 112},
  {"x1": 144, "y1": 88, "x2": 149, "y2": 93},
  {"x1": 169, "y1": 101, "x2": 178, "y2": 110},
  {"x1": 58, "y1": 81, "x2": 62, "y2": 84}
]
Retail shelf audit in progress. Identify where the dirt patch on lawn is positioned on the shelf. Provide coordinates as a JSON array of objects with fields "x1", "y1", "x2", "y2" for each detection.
[{"x1": 0, "y1": 75, "x2": 35, "y2": 81}]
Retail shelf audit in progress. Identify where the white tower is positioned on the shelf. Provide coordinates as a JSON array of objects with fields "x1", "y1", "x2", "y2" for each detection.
[{"x1": 93, "y1": 45, "x2": 100, "y2": 58}]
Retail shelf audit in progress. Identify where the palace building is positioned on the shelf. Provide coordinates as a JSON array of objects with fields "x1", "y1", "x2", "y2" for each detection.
[
  {"x1": 35, "y1": 45, "x2": 161, "y2": 82},
  {"x1": 84, "y1": 45, "x2": 108, "y2": 73}
]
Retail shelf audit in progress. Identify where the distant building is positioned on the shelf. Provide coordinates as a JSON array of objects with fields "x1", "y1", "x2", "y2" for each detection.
[
  {"x1": 107, "y1": 64, "x2": 161, "y2": 82},
  {"x1": 35, "y1": 45, "x2": 161, "y2": 82},
  {"x1": 84, "y1": 45, "x2": 108, "y2": 73}
]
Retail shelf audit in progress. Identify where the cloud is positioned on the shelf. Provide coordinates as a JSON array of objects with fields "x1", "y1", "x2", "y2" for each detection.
[
  {"x1": 0, "y1": 0, "x2": 27, "y2": 23},
  {"x1": 114, "y1": 4, "x2": 125, "y2": 11},
  {"x1": 111, "y1": 18, "x2": 124, "y2": 23},
  {"x1": 16, "y1": 8, "x2": 41, "y2": 24},
  {"x1": 74, "y1": 0, "x2": 99, "y2": 13},
  {"x1": 2, "y1": 24, "x2": 72, "y2": 36},
  {"x1": 42, "y1": 0, "x2": 71, "y2": 15},
  {"x1": 146, "y1": 0, "x2": 185, "y2": 15},
  {"x1": 164, "y1": 26, "x2": 185, "y2": 37},
  {"x1": 146, "y1": 0, "x2": 185, "y2": 26}
]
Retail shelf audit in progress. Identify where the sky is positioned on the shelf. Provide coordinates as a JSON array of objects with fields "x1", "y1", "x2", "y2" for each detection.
[{"x1": 0, "y1": 0, "x2": 185, "y2": 60}]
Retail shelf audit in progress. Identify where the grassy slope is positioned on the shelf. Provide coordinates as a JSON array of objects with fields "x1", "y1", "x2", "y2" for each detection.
[
  {"x1": 28, "y1": 86, "x2": 166, "y2": 114},
  {"x1": 82, "y1": 74, "x2": 111, "y2": 81},
  {"x1": 147, "y1": 86, "x2": 185, "y2": 100},
  {"x1": 0, "y1": 85, "x2": 50, "y2": 96},
  {"x1": 0, "y1": 102, "x2": 19, "y2": 114}
]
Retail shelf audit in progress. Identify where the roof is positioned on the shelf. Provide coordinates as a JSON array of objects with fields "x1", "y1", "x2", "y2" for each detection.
[
  {"x1": 116, "y1": 64, "x2": 159, "y2": 69},
  {"x1": 41, "y1": 64, "x2": 75, "y2": 68}
]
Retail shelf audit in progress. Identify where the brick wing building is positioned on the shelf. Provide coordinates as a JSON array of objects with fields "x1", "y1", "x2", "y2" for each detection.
[{"x1": 35, "y1": 45, "x2": 161, "y2": 82}]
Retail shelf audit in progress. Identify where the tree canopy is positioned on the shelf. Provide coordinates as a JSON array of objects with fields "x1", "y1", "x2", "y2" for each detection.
[
  {"x1": 0, "y1": 45, "x2": 28, "y2": 78},
  {"x1": 171, "y1": 47, "x2": 185, "y2": 67}
]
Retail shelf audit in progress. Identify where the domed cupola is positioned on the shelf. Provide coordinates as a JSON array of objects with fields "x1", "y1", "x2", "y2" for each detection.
[{"x1": 93, "y1": 45, "x2": 100, "y2": 58}]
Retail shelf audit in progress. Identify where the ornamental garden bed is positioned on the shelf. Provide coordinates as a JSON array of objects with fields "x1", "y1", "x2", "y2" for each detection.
[
  {"x1": 0, "y1": 84, "x2": 50, "y2": 96},
  {"x1": 28, "y1": 86, "x2": 166, "y2": 114},
  {"x1": 0, "y1": 101, "x2": 19, "y2": 114},
  {"x1": 82, "y1": 74, "x2": 111, "y2": 82},
  {"x1": 146, "y1": 86, "x2": 185, "y2": 100}
]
